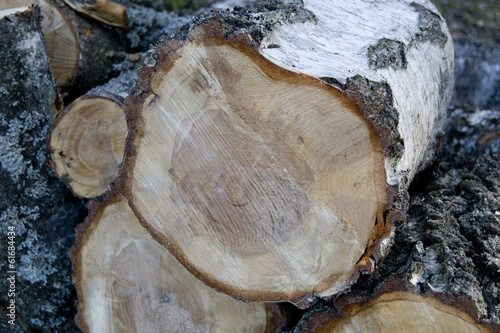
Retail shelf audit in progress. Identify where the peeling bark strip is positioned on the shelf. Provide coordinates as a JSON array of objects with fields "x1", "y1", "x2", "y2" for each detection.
[
  {"x1": 71, "y1": 194, "x2": 273, "y2": 332},
  {"x1": 118, "y1": 0, "x2": 454, "y2": 303}
]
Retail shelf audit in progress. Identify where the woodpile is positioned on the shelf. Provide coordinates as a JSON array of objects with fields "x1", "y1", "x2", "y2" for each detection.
[{"x1": 2, "y1": 0, "x2": 499, "y2": 331}]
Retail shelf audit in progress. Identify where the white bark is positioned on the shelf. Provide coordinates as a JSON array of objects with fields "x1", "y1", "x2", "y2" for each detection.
[
  {"x1": 260, "y1": 0, "x2": 455, "y2": 188},
  {"x1": 118, "y1": 0, "x2": 456, "y2": 304}
]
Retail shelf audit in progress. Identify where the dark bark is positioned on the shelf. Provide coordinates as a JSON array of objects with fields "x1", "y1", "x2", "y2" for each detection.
[
  {"x1": 86, "y1": 69, "x2": 139, "y2": 102},
  {"x1": 0, "y1": 7, "x2": 86, "y2": 332},
  {"x1": 49, "y1": 0, "x2": 128, "y2": 102},
  {"x1": 293, "y1": 152, "x2": 500, "y2": 331}
]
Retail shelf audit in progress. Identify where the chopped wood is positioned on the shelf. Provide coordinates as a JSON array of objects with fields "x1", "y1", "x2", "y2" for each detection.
[
  {"x1": 48, "y1": 96, "x2": 127, "y2": 198},
  {"x1": 309, "y1": 292, "x2": 491, "y2": 332},
  {"x1": 71, "y1": 194, "x2": 273, "y2": 332},
  {"x1": 48, "y1": 71, "x2": 135, "y2": 198},
  {"x1": 118, "y1": 0, "x2": 455, "y2": 304}
]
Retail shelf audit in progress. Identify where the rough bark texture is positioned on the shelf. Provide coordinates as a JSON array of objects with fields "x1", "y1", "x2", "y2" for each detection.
[
  {"x1": 124, "y1": 5, "x2": 191, "y2": 51},
  {"x1": 87, "y1": 69, "x2": 139, "y2": 102},
  {"x1": 0, "y1": 0, "x2": 497, "y2": 331},
  {"x1": 49, "y1": 0, "x2": 128, "y2": 102},
  {"x1": 405, "y1": 153, "x2": 500, "y2": 325},
  {"x1": 0, "y1": 7, "x2": 86, "y2": 332}
]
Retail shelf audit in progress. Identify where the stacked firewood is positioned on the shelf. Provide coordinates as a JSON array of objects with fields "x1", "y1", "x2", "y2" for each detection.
[{"x1": 1, "y1": 0, "x2": 498, "y2": 331}]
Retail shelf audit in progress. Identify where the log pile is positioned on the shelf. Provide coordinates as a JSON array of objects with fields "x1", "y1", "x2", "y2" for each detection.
[{"x1": 1, "y1": 0, "x2": 499, "y2": 331}]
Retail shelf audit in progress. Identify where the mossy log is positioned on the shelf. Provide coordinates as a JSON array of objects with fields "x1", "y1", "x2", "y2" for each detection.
[{"x1": 116, "y1": 0, "x2": 455, "y2": 305}]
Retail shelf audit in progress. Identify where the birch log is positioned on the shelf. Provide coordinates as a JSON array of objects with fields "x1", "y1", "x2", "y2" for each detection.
[
  {"x1": 119, "y1": 0, "x2": 455, "y2": 304},
  {"x1": 71, "y1": 193, "x2": 275, "y2": 332},
  {"x1": 48, "y1": 71, "x2": 136, "y2": 198}
]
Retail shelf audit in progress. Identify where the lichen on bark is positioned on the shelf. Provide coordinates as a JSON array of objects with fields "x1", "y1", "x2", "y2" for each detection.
[
  {"x1": 403, "y1": 153, "x2": 500, "y2": 324},
  {"x1": 0, "y1": 7, "x2": 85, "y2": 332},
  {"x1": 169, "y1": 0, "x2": 315, "y2": 44}
]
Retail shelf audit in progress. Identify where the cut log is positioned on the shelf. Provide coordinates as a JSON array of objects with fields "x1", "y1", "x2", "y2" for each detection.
[
  {"x1": 306, "y1": 292, "x2": 491, "y2": 332},
  {"x1": 63, "y1": 0, "x2": 129, "y2": 30},
  {"x1": 119, "y1": 0, "x2": 454, "y2": 304},
  {"x1": 48, "y1": 71, "x2": 135, "y2": 198},
  {"x1": 71, "y1": 193, "x2": 274, "y2": 332},
  {"x1": 293, "y1": 152, "x2": 500, "y2": 331},
  {"x1": 0, "y1": 0, "x2": 126, "y2": 99}
]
